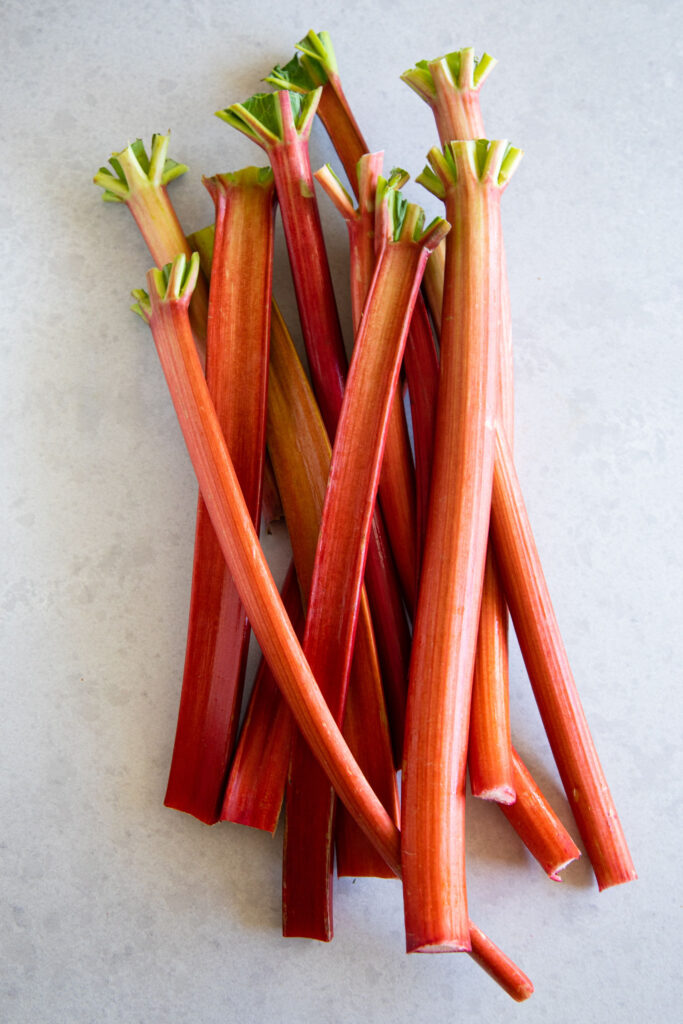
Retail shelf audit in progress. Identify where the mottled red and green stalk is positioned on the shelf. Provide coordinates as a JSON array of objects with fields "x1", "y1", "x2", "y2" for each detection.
[
  {"x1": 218, "y1": 89, "x2": 411, "y2": 762},
  {"x1": 402, "y1": 140, "x2": 521, "y2": 953},
  {"x1": 94, "y1": 133, "x2": 209, "y2": 344},
  {"x1": 491, "y1": 428, "x2": 637, "y2": 890},
  {"x1": 133, "y1": 255, "x2": 532, "y2": 999},
  {"x1": 265, "y1": 30, "x2": 368, "y2": 196},
  {"x1": 283, "y1": 191, "x2": 448, "y2": 940},
  {"x1": 162, "y1": 167, "x2": 275, "y2": 823},
  {"x1": 404, "y1": 47, "x2": 516, "y2": 803}
]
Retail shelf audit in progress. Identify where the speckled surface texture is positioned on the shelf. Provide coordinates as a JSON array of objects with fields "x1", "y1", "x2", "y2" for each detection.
[{"x1": 1, "y1": 1, "x2": 681, "y2": 1020}]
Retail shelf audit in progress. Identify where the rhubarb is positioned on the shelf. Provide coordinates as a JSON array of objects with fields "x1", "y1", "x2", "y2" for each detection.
[
  {"x1": 491, "y1": 426, "x2": 637, "y2": 889},
  {"x1": 132, "y1": 253, "x2": 531, "y2": 1000},
  {"x1": 315, "y1": 157, "x2": 419, "y2": 614},
  {"x1": 163, "y1": 167, "x2": 275, "y2": 824},
  {"x1": 406, "y1": 47, "x2": 516, "y2": 803},
  {"x1": 402, "y1": 140, "x2": 521, "y2": 952}
]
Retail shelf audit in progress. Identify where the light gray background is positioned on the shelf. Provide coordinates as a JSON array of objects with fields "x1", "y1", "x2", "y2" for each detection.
[{"x1": 2, "y1": 1, "x2": 681, "y2": 1021}]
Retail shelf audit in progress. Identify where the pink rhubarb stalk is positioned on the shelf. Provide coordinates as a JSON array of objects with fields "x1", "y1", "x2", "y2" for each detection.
[
  {"x1": 163, "y1": 167, "x2": 275, "y2": 824},
  {"x1": 94, "y1": 133, "x2": 209, "y2": 345},
  {"x1": 132, "y1": 254, "x2": 532, "y2": 1001},
  {"x1": 402, "y1": 140, "x2": 521, "y2": 952}
]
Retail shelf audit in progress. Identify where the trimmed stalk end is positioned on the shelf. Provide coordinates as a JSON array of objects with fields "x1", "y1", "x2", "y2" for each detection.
[
  {"x1": 147, "y1": 252, "x2": 200, "y2": 308},
  {"x1": 296, "y1": 29, "x2": 338, "y2": 84},
  {"x1": 94, "y1": 134, "x2": 187, "y2": 201},
  {"x1": 314, "y1": 163, "x2": 356, "y2": 221},
  {"x1": 377, "y1": 178, "x2": 449, "y2": 251},
  {"x1": 217, "y1": 89, "x2": 321, "y2": 147},
  {"x1": 264, "y1": 54, "x2": 318, "y2": 94},
  {"x1": 402, "y1": 48, "x2": 496, "y2": 103},
  {"x1": 186, "y1": 225, "x2": 215, "y2": 277},
  {"x1": 425, "y1": 140, "x2": 522, "y2": 191},
  {"x1": 203, "y1": 166, "x2": 274, "y2": 203}
]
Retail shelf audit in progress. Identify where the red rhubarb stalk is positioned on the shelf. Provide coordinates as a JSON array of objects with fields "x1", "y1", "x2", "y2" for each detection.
[
  {"x1": 219, "y1": 89, "x2": 411, "y2": 762},
  {"x1": 502, "y1": 748, "x2": 581, "y2": 880},
  {"x1": 221, "y1": 563, "x2": 301, "y2": 833},
  {"x1": 406, "y1": 48, "x2": 517, "y2": 802},
  {"x1": 284, "y1": 192, "x2": 447, "y2": 939},
  {"x1": 94, "y1": 134, "x2": 209, "y2": 345},
  {"x1": 132, "y1": 254, "x2": 532, "y2": 1000},
  {"x1": 402, "y1": 140, "x2": 521, "y2": 952},
  {"x1": 315, "y1": 158, "x2": 419, "y2": 613},
  {"x1": 491, "y1": 426, "x2": 637, "y2": 889},
  {"x1": 163, "y1": 167, "x2": 275, "y2": 823}
]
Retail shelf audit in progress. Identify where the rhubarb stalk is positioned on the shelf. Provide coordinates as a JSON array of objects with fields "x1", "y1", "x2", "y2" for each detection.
[
  {"x1": 163, "y1": 167, "x2": 275, "y2": 824},
  {"x1": 402, "y1": 140, "x2": 521, "y2": 952},
  {"x1": 405, "y1": 48, "x2": 516, "y2": 802},
  {"x1": 315, "y1": 157, "x2": 419, "y2": 615},
  {"x1": 132, "y1": 254, "x2": 532, "y2": 1000},
  {"x1": 491, "y1": 427, "x2": 637, "y2": 889}
]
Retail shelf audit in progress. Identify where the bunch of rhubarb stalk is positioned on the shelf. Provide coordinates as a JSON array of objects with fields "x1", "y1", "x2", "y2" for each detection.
[{"x1": 95, "y1": 32, "x2": 635, "y2": 1001}]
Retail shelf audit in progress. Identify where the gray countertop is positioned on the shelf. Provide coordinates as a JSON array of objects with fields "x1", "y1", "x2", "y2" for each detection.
[{"x1": 2, "y1": 1, "x2": 681, "y2": 1021}]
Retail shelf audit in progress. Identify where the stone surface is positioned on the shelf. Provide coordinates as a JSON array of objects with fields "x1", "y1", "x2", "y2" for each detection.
[{"x1": 1, "y1": 1, "x2": 681, "y2": 1021}]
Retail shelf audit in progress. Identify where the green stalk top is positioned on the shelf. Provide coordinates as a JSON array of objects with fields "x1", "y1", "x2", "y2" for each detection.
[
  {"x1": 216, "y1": 89, "x2": 321, "y2": 148},
  {"x1": 131, "y1": 252, "x2": 200, "y2": 322},
  {"x1": 417, "y1": 140, "x2": 522, "y2": 199},
  {"x1": 265, "y1": 30, "x2": 338, "y2": 93},
  {"x1": 376, "y1": 179, "x2": 450, "y2": 250},
  {"x1": 401, "y1": 47, "x2": 496, "y2": 107},
  {"x1": 314, "y1": 154, "x2": 408, "y2": 225},
  {"x1": 94, "y1": 134, "x2": 187, "y2": 202},
  {"x1": 202, "y1": 166, "x2": 274, "y2": 204}
]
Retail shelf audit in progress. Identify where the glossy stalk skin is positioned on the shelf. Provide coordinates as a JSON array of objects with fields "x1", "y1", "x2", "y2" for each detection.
[
  {"x1": 94, "y1": 135, "x2": 209, "y2": 345},
  {"x1": 409, "y1": 48, "x2": 516, "y2": 802},
  {"x1": 491, "y1": 427, "x2": 637, "y2": 890},
  {"x1": 501, "y1": 749, "x2": 581, "y2": 880},
  {"x1": 164, "y1": 169, "x2": 275, "y2": 824},
  {"x1": 135, "y1": 259, "x2": 532, "y2": 1001},
  {"x1": 265, "y1": 302, "x2": 398, "y2": 886},
  {"x1": 402, "y1": 142, "x2": 512, "y2": 953},
  {"x1": 220, "y1": 563, "x2": 301, "y2": 833}
]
